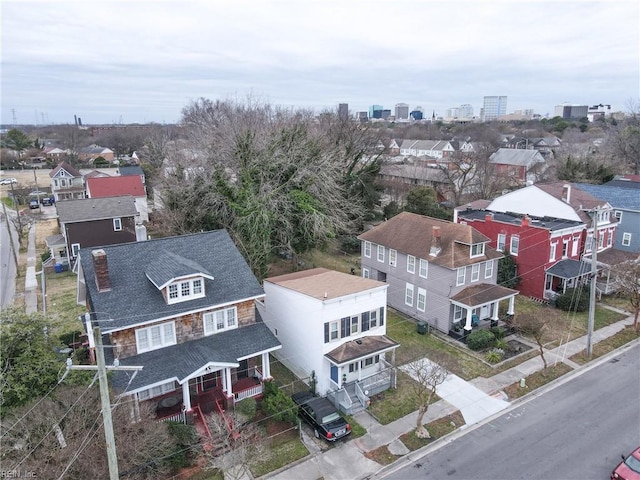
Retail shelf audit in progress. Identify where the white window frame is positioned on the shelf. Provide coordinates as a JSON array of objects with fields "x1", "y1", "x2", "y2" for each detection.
[
  {"x1": 456, "y1": 267, "x2": 466, "y2": 286},
  {"x1": 510, "y1": 235, "x2": 519, "y2": 256},
  {"x1": 497, "y1": 233, "x2": 506, "y2": 252},
  {"x1": 419, "y1": 259, "x2": 428, "y2": 278},
  {"x1": 614, "y1": 210, "x2": 623, "y2": 221},
  {"x1": 562, "y1": 240, "x2": 569, "y2": 258},
  {"x1": 71, "y1": 243, "x2": 81, "y2": 257},
  {"x1": 549, "y1": 242, "x2": 557, "y2": 262},
  {"x1": 471, "y1": 264, "x2": 480, "y2": 282},
  {"x1": 166, "y1": 278, "x2": 206, "y2": 304},
  {"x1": 389, "y1": 249, "x2": 397, "y2": 267},
  {"x1": 485, "y1": 260, "x2": 494, "y2": 279},
  {"x1": 407, "y1": 255, "x2": 416, "y2": 274},
  {"x1": 622, "y1": 232, "x2": 631, "y2": 246},
  {"x1": 203, "y1": 306, "x2": 238, "y2": 335},
  {"x1": 351, "y1": 316, "x2": 359, "y2": 334},
  {"x1": 330, "y1": 321, "x2": 339, "y2": 341},
  {"x1": 417, "y1": 288, "x2": 426, "y2": 312},
  {"x1": 598, "y1": 231, "x2": 604, "y2": 249},
  {"x1": 572, "y1": 236, "x2": 579, "y2": 256},
  {"x1": 607, "y1": 230, "x2": 613, "y2": 247},
  {"x1": 405, "y1": 283, "x2": 414, "y2": 306},
  {"x1": 370, "y1": 309, "x2": 378, "y2": 328},
  {"x1": 137, "y1": 380, "x2": 175, "y2": 401},
  {"x1": 586, "y1": 233, "x2": 594, "y2": 252},
  {"x1": 362, "y1": 268, "x2": 370, "y2": 279},
  {"x1": 113, "y1": 218, "x2": 122, "y2": 231},
  {"x1": 136, "y1": 321, "x2": 176, "y2": 353},
  {"x1": 377, "y1": 245, "x2": 385, "y2": 263},
  {"x1": 470, "y1": 243, "x2": 485, "y2": 258},
  {"x1": 364, "y1": 241, "x2": 371, "y2": 258},
  {"x1": 454, "y1": 305, "x2": 464, "y2": 322}
]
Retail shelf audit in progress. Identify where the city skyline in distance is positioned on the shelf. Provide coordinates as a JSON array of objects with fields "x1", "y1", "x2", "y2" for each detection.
[{"x1": 2, "y1": 1, "x2": 638, "y2": 125}]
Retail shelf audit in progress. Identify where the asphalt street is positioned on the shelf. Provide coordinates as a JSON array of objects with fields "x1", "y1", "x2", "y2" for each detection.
[
  {"x1": 383, "y1": 342, "x2": 640, "y2": 480},
  {"x1": 0, "y1": 213, "x2": 18, "y2": 308}
]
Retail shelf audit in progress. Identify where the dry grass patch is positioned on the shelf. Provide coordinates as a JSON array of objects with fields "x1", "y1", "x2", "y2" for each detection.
[
  {"x1": 368, "y1": 371, "x2": 435, "y2": 425},
  {"x1": 399, "y1": 411, "x2": 465, "y2": 451},
  {"x1": 364, "y1": 445, "x2": 400, "y2": 466},
  {"x1": 503, "y1": 363, "x2": 573, "y2": 400},
  {"x1": 569, "y1": 325, "x2": 640, "y2": 365}
]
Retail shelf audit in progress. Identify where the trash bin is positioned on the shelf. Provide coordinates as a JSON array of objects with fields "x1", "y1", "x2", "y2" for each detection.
[
  {"x1": 417, "y1": 321, "x2": 428, "y2": 335},
  {"x1": 55, "y1": 263, "x2": 63, "y2": 273}
]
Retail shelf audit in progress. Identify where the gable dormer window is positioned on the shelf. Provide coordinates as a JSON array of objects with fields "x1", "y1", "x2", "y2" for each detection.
[
  {"x1": 166, "y1": 277, "x2": 206, "y2": 304},
  {"x1": 470, "y1": 243, "x2": 485, "y2": 258}
]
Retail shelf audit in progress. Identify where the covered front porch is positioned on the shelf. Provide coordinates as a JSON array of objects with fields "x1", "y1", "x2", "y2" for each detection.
[
  {"x1": 544, "y1": 259, "x2": 592, "y2": 301},
  {"x1": 151, "y1": 356, "x2": 272, "y2": 423},
  {"x1": 324, "y1": 335, "x2": 399, "y2": 415},
  {"x1": 449, "y1": 283, "x2": 519, "y2": 340}
]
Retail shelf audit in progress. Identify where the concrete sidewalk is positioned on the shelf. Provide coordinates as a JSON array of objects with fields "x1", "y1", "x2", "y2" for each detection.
[
  {"x1": 264, "y1": 312, "x2": 637, "y2": 480},
  {"x1": 24, "y1": 224, "x2": 39, "y2": 314}
]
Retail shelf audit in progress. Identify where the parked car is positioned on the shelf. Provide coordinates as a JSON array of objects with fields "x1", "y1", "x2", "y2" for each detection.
[
  {"x1": 0, "y1": 178, "x2": 17, "y2": 185},
  {"x1": 291, "y1": 391, "x2": 351, "y2": 441},
  {"x1": 29, "y1": 199, "x2": 40, "y2": 209},
  {"x1": 41, "y1": 196, "x2": 55, "y2": 206},
  {"x1": 612, "y1": 446, "x2": 640, "y2": 479}
]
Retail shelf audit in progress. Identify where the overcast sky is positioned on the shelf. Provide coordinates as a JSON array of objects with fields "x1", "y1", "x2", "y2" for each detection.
[{"x1": 2, "y1": 0, "x2": 638, "y2": 126}]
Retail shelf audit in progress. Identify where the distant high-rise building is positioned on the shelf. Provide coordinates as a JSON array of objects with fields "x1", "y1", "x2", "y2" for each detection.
[
  {"x1": 410, "y1": 110, "x2": 423, "y2": 120},
  {"x1": 446, "y1": 107, "x2": 460, "y2": 118},
  {"x1": 395, "y1": 103, "x2": 409, "y2": 120},
  {"x1": 482, "y1": 96, "x2": 507, "y2": 121},
  {"x1": 338, "y1": 103, "x2": 349, "y2": 120},
  {"x1": 554, "y1": 104, "x2": 588, "y2": 120},
  {"x1": 459, "y1": 104, "x2": 474, "y2": 118},
  {"x1": 587, "y1": 104, "x2": 612, "y2": 122},
  {"x1": 369, "y1": 105, "x2": 383, "y2": 119},
  {"x1": 356, "y1": 111, "x2": 369, "y2": 123},
  {"x1": 381, "y1": 109, "x2": 391, "y2": 120}
]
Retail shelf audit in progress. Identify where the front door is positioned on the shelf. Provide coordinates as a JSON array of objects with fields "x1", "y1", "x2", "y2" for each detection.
[
  {"x1": 237, "y1": 359, "x2": 249, "y2": 379},
  {"x1": 480, "y1": 305, "x2": 489, "y2": 319},
  {"x1": 330, "y1": 365, "x2": 338, "y2": 385}
]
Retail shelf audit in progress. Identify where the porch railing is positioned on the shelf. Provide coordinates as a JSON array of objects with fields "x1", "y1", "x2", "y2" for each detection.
[
  {"x1": 235, "y1": 383, "x2": 262, "y2": 401},
  {"x1": 253, "y1": 366, "x2": 263, "y2": 381},
  {"x1": 158, "y1": 409, "x2": 186, "y2": 424},
  {"x1": 194, "y1": 404, "x2": 213, "y2": 441},
  {"x1": 358, "y1": 369, "x2": 392, "y2": 394},
  {"x1": 215, "y1": 398, "x2": 235, "y2": 438},
  {"x1": 354, "y1": 381, "x2": 370, "y2": 408}
]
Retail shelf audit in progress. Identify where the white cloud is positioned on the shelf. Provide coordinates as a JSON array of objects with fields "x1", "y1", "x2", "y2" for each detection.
[{"x1": 2, "y1": 0, "x2": 638, "y2": 124}]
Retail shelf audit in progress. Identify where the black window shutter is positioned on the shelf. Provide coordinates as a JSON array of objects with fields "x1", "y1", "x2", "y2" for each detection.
[
  {"x1": 380, "y1": 307, "x2": 385, "y2": 326},
  {"x1": 362, "y1": 311, "x2": 370, "y2": 331},
  {"x1": 341, "y1": 317, "x2": 350, "y2": 338},
  {"x1": 324, "y1": 322, "x2": 329, "y2": 343}
]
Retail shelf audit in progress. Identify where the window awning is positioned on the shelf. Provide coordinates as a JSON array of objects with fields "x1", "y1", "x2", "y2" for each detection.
[
  {"x1": 324, "y1": 335, "x2": 399, "y2": 366},
  {"x1": 545, "y1": 259, "x2": 592, "y2": 280},
  {"x1": 450, "y1": 283, "x2": 519, "y2": 308}
]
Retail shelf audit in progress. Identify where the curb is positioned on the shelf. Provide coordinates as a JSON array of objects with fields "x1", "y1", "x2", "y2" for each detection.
[{"x1": 366, "y1": 337, "x2": 640, "y2": 480}]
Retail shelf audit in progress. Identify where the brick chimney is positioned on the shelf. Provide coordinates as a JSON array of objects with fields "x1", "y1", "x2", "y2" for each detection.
[
  {"x1": 562, "y1": 184, "x2": 571, "y2": 204},
  {"x1": 430, "y1": 225, "x2": 442, "y2": 256},
  {"x1": 485, "y1": 212, "x2": 494, "y2": 222},
  {"x1": 92, "y1": 249, "x2": 111, "y2": 292},
  {"x1": 521, "y1": 215, "x2": 530, "y2": 227}
]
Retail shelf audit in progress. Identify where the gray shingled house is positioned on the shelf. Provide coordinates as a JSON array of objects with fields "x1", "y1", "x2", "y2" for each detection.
[
  {"x1": 76, "y1": 230, "x2": 281, "y2": 422},
  {"x1": 358, "y1": 212, "x2": 518, "y2": 336}
]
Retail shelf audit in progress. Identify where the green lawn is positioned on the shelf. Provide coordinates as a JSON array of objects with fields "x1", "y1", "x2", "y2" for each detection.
[{"x1": 249, "y1": 430, "x2": 309, "y2": 477}]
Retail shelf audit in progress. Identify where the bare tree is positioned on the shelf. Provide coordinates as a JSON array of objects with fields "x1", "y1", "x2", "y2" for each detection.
[
  {"x1": 206, "y1": 412, "x2": 266, "y2": 480},
  {"x1": 404, "y1": 358, "x2": 449, "y2": 438},
  {"x1": 9, "y1": 212, "x2": 35, "y2": 248},
  {"x1": 513, "y1": 312, "x2": 549, "y2": 370},
  {"x1": 0, "y1": 386, "x2": 179, "y2": 479},
  {"x1": 611, "y1": 260, "x2": 640, "y2": 332}
]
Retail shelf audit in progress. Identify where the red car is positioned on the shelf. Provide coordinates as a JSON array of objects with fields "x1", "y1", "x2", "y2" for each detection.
[{"x1": 612, "y1": 447, "x2": 640, "y2": 480}]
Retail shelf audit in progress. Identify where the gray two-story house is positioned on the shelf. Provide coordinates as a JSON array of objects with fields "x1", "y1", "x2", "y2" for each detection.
[{"x1": 358, "y1": 212, "x2": 519, "y2": 334}]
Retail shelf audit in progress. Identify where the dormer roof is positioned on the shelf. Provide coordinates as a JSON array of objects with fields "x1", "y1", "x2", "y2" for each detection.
[
  {"x1": 49, "y1": 161, "x2": 82, "y2": 178},
  {"x1": 145, "y1": 251, "x2": 214, "y2": 290}
]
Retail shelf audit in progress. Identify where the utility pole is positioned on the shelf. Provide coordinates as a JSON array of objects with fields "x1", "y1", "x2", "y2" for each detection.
[
  {"x1": 66, "y1": 326, "x2": 143, "y2": 480},
  {"x1": 9, "y1": 181, "x2": 22, "y2": 233},
  {"x1": 33, "y1": 169, "x2": 41, "y2": 212},
  {"x1": 586, "y1": 207, "x2": 598, "y2": 358}
]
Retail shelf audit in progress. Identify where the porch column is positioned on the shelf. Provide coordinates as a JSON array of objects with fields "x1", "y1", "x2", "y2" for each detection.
[
  {"x1": 507, "y1": 296, "x2": 515, "y2": 315},
  {"x1": 261, "y1": 352, "x2": 271, "y2": 380},
  {"x1": 224, "y1": 367, "x2": 233, "y2": 397},
  {"x1": 464, "y1": 308, "x2": 473, "y2": 331},
  {"x1": 491, "y1": 301, "x2": 499, "y2": 321},
  {"x1": 182, "y1": 381, "x2": 192, "y2": 411}
]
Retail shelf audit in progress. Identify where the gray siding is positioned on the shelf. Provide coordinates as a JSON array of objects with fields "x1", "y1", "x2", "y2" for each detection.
[
  {"x1": 361, "y1": 241, "x2": 497, "y2": 333},
  {"x1": 615, "y1": 210, "x2": 640, "y2": 253}
]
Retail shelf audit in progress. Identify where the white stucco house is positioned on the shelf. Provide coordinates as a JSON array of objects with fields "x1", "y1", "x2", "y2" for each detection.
[{"x1": 258, "y1": 268, "x2": 399, "y2": 413}]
